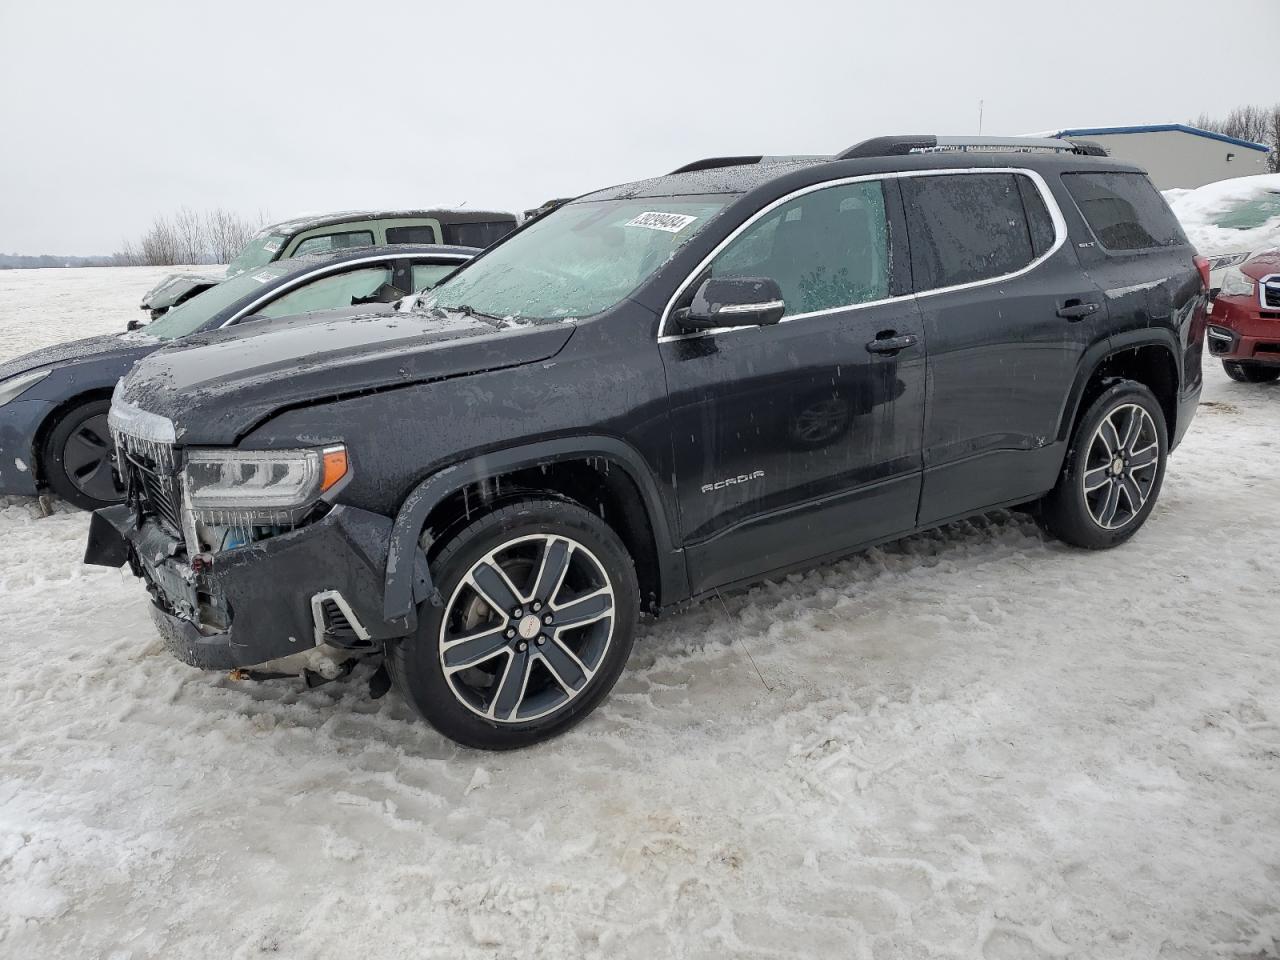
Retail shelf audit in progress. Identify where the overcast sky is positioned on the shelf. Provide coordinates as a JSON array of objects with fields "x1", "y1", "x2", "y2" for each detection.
[{"x1": 1, "y1": 0, "x2": 1276, "y2": 255}]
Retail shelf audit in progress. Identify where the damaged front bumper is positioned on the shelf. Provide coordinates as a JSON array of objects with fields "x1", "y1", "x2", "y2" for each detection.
[{"x1": 86, "y1": 503, "x2": 412, "y2": 671}]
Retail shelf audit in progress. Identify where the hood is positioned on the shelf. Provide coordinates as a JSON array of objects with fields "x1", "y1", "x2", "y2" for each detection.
[
  {"x1": 1242, "y1": 249, "x2": 1280, "y2": 281},
  {"x1": 119, "y1": 308, "x2": 576, "y2": 445},
  {"x1": 140, "y1": 271, "x2": 225, "y2": 310},
  {"x1": 0, "y1": 332, "x2": 157, "y2": 383}
]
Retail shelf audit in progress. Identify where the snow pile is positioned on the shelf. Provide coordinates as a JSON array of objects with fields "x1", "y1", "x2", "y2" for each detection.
[
  {"x1": 1165, "y1": 173, "x2": 1280, "y2": 257},
  {"x1": 3, "y1": 270, "x2": 1280, "y2": 958}
]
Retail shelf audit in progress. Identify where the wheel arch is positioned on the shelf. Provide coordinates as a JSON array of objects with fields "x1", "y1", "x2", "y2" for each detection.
[
  {"x1": 30, "y1": 386, "x2": 117, "y2": 485},
  {"x1": 1059, "y1": 331, "x2": 1181, "y2": 445},
  {"x1": 382, "y1": 436, "x2": 686, "y2": 625}
]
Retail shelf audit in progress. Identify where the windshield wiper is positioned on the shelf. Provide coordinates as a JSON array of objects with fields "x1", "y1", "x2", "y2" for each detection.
[{"x1": 453, "y1": 304, "x2": 507, "y2": 328}]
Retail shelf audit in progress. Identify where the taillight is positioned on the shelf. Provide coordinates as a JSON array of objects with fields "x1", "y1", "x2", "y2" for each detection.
[{"x1": 1193, "y1": 254, "x2": 1211, "y2": 291}]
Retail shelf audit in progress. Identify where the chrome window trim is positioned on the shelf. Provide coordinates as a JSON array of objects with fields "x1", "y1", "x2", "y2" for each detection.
[
  {"x1": 718, "y1": 299, "x2": 785, "y2": 314},
  {"x1": 219, "y1": 252, "x2": 471, "y2": 327},
  {"x1": 657, "y1": 167, "x2": 1068, "y2": 343}
]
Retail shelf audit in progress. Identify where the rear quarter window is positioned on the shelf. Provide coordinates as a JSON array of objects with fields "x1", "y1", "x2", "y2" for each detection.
[
  {"x1": 902, "y1": 173, "x2": 1036, "y2": 290},
  {"x1": 386, "y1": 225, "x2": 439, "y2": 244},
  {"x1": 443, "y1": 220, "x2": 517, "y2": 248},
  {"x1": 1062, "y1": 171, "x2": 1187, "y2": 252}
]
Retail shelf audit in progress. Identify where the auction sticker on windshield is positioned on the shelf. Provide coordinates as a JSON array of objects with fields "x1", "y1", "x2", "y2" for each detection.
[{"x1": 626, "y1": 212, "x2": 698, "y2": 233}]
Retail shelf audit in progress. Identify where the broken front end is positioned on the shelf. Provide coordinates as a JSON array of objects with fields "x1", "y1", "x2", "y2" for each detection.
[{"x1": 85, "y1": 394, "x2": 407, "y2": 676}]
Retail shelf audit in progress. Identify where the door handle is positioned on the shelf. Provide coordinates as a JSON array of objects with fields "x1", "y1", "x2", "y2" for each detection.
[
  {"x1": 865, "y1": 333, "x2": 918, "y2": 355},
  {"x1": 1056, "y1": 300, "x2": 1099, "y2": 321}
]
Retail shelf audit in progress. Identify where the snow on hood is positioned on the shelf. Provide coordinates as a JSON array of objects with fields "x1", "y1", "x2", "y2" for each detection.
[
  {"x1": 1165, "y1": 173, "x2": 1280, "y2": 259},
  {"x1": 118, "y1": 308, "x2": 576, "y2": 445}
]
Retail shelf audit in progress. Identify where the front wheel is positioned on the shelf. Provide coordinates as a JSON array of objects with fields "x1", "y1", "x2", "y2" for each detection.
[
  {"x1": 42, "y1": 398, "x2": 126, "y2": 510},
  {"x1": 388, "y1": 498, "x2": 639, "y2": 750},
  {"x1": 1037, "y1": 380, "x2": 1168, "y2": 549},
  {"x1": 1223, "y1": 360, "x2": 1280, "y2": 383}
]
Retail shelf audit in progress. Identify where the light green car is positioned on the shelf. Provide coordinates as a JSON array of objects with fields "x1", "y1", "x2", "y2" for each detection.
[{"x1": 137, "y1": 208, "x2": 516, "y2": 321}]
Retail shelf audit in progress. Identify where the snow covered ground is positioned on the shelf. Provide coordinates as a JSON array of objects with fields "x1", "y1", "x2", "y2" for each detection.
[{"x1": 2, "y1": 266, "x2": 1279, "y2": 959}]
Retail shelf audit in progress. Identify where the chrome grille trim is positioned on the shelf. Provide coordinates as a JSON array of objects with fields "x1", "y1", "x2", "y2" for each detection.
[
  {"x1": 108, "y1": 389, "x2": 184, "y2": 538},
  {"x1": 1261, "y1": 274, "x2": 1280, "y2": 311}
]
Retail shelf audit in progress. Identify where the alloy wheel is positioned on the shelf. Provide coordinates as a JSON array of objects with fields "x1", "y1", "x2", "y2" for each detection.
[
  {"x1": 438, "y1": 534, "x2": 616, "y2": 723},
  {"x1": 61, "y1": 412, "x2": 124, "y2": 503},
  {"x1": 1080, "y1": 403, "x2": 1159, "y2": 530}
]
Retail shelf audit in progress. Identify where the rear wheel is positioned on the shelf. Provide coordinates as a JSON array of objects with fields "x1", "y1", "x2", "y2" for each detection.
[
  {"x1": 1037, "y1": 380, "x2": 1167, "y2": 549},
  {"x1": 388, "y1": 498, "x2": 639, "y2": 750},
  {"x1": 42, "y1": 398, "x2": 125, "y2": 510},
  {"x1": 1222, "y1": 360, "x2": 1280, "y2": 383}
]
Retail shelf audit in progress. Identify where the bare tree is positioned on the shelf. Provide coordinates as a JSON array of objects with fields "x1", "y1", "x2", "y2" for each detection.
[
  {"x1": 113, "y1": 207, "x2": 270, "y2": 267},
  {"x1": 205, "y1": 207, "x2": 261, "y2": 263},
  {"x1": 1194, "y1": 103, "x2": 1280, "y2": 173},
  {"x1": 172, "y1": 206, "x2": 208, "y2": 264},
  {"x1": 139, "y1": 215, "x2": 179, "y2": 266}
]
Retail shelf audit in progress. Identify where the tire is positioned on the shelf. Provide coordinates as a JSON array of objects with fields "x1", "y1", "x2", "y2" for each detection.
[
  {"x1": 388, "y1": 498, "x2": 639, "y2": 750},
  {"x1": 1223, "y1": 360, "x2": 1280, "y2": 384},
  {"x1": 1037, "y1": 380, "x2": 1168, "y2": 550},
  {"x1": 42, "y1": 398, "x2": 125, "y2": 510}
]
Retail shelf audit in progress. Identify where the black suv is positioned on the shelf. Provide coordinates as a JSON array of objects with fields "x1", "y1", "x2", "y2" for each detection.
[{"x1": 87, "y1": 136, "x2": 1208, "y2": 750}]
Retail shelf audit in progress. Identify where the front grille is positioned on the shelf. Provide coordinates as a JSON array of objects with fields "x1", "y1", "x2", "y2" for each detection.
[
  {"x1": 110, "y1": 429, "x2": 183, "y2": 536},
  {"x1": 1264, "y1": 277, "x2": 1280, "y2": 310},
  {"x1": 106, "y1": 395, "x2": 185, "y2": 537},
  {"x1": 1255, "y1": 342, "x2": 1280, "y2": 355},
  {"x1": 134, "y1": 459, "x2": 183, "y2": 534}
]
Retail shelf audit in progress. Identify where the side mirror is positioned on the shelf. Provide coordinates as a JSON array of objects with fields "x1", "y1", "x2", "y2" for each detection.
[
  {"x1": 126, "y1": 319, "x2": 144, "y2": 332},
  {"x1": 673, "y1": 277, "x2": 785, "y2": 332}
]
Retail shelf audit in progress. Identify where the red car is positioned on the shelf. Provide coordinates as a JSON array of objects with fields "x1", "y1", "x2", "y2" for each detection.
[{"x1": 1207, "y1": 249, "x2": 1280, "y2": 382}]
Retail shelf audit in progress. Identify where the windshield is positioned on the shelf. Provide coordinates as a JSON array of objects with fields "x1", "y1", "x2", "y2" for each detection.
[
  {"x1": 144, "y1": 265, "x2": 291, "y2": 340},
  {"x1": 1214, "y1": 191, "x2": 1280, "y2": 230},
  {"x1": 226, "y1": 233, "x2": 287, "y2": 275},
  {"x1": 428, "y1": 196, "x2": 730, "y2": 322}
]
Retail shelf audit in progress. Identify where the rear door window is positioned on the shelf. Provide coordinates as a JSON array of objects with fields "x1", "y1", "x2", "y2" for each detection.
[
  {"x1": 291, "y1": 230, "x2": 375, "y2": 257},
  {"x1": 902, "y1": 173, "x2": 1035, "y2": 290},
  {"x1": 386, "y1": 225, "x2": 440, "y2": 244},
  {"x1": 442, "y1": 221, "x2": 517, "y2": 248},
  {"x1": 1062, "y1": 172, "x2": 1187, "y2": 252}
]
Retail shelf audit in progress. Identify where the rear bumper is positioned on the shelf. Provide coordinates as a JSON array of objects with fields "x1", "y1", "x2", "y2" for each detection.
[
  {"x1": 86, "y1": 503, "x2": 409, "y2": 670},
  {"x1": 0, "y1": 398, "x2": 53, "y2": 496}
]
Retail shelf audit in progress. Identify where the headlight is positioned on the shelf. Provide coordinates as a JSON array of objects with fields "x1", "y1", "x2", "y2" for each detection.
[
  {"x1": 1219, "y1": 266, "x2": 1256, "y2": 298},
  {"x1": 0, "y1": 368, "x2": 51, "y2": 407},
  {"x1": 184, "y1": 445, "x2": 349, "y2": 521},
  {"x1": 1209, "y1": 251, "x2": 1250, "y2": 271}
]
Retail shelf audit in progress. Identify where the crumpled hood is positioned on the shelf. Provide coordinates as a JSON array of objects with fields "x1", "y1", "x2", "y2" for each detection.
[
  {"x1": 118, "y1": 308, "x2": 576, "y2": 445},
  {"x1": 140, "y1": 271, "x2": 225, "y2": 310},
  {"x1": 0, "y1": 332, "x2": 157, "y2": 383}
]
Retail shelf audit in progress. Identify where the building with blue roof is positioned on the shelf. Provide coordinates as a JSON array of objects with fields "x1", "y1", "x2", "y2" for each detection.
[{"x1": 1039, "y1": 124, "x2": 1271, "y2": 189}]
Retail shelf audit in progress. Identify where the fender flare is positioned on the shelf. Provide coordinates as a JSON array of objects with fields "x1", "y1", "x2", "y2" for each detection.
[
  {"x1": 1057, "y1": 329, "x2": 1181, "y2": 442},
  {"x1": 382, "y1": 436, "x2": 685, "y2": 623}
]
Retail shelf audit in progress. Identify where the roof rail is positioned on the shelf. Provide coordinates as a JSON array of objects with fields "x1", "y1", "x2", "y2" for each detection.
[
  {"x1": 669, "y1": 156, "x2": 764, "y2": 175},
  {"x1": 836, "y1": 135, "x2": 1109, "y2": 159},
  {"x1": 668, "y1": 154, "x2": 825, "y2": 175}
]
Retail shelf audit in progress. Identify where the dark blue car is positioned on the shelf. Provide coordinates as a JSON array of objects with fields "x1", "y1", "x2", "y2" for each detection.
[{"x1": 0, "y1": 244, "x2": 474, "y2": 508}]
